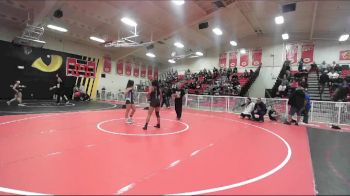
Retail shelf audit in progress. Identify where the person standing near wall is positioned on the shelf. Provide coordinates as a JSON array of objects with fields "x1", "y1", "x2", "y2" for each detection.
[
  {"x1": 172, "y1": 84, "x2": 185, "y2": 120},
  {"x1": 125, "y1": 80, "x2": 136, "y2": 124}
]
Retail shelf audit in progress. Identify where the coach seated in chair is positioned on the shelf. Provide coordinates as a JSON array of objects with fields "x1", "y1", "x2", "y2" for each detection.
[{"x1": 251, "y1": 98, "x2": 267, "y2": 122}]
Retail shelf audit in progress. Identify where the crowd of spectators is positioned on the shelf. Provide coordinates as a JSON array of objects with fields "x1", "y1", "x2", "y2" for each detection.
[
  {"x1": 276, "y1": 58, "x2": 350, "y2": 102},
  {"x1": 276, "y1": 58, "x2": 309, "y2": 98},
  {"x1": 159, "y1": 67, "x2": 256, "y2": 96},
  {"x1": 312, "y1": 60, "x2": 349, "y2": 101}
]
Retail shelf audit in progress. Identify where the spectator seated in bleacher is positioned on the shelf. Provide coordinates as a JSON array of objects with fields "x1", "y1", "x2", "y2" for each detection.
[
  {"x1": 334, "y1": 64, "x2": 342, "y2": 72},
  {"x1": 242, "y1": 69, "x2": 249, "y2": 78},
  {"x1": 249, "y1": 69, "x2": 254, "y2": 77},
  {"x1": 319, "y1": 60, "x2": 327, "y2": 73},
  {"x1": 277, "y1": 74, "x2": 289, "y2": 98},
  {"x1": 310, "y1": 62, "x2": 318, "y2": 72},
  {"x1": 328, "y1": 70, "x2": 340, "y2": 89},
  {"x1": 332, "y1": 80, "x2": 349, "y2": 102},
  {"x1": 233, "y1": 67, "x2": 238, "y2": 74},
  {"x1": 251, "y1": 98, "x2": 267, "y2": 122},
  {"x1": 298, "y1": 58, "x2": 304, "y2": 72},
  {"x1": 299, "y1": 78, "x2": 308, "y2": 89}
]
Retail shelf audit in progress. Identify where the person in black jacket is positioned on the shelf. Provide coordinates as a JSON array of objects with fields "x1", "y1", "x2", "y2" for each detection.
[
  {"x1": 285, "y1": 87, "x2": 305, "y2": 125},
  {"x1": 251, "y1": 98, "x2": 267, "y2": 122},
  {"x1": 319, "y1": 71, "x2": 329, "y2": 98},
  {"x1": 172, "y1": 85, "x2": 185, "y2": 120}
]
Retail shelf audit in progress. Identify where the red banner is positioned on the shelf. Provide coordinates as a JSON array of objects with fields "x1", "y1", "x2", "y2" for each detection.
[
  {"x1": 286, "y1": 44, "x2": 298, "y2": 64},
  {"x1": 154, "y1": 66, "x2": 158, "y2": 80},
  {"x1": 133, "y1": 63, "x2": 139, "y2": 77},
  {"x1": 103, "y1": 56, "x2": 111, "y2": 73},
  {"x1": 240, "y1": 52, "x2": 249, "y2": 67},
  {"x1": 339, "y1": 50, "x2": 350, "y2": 60},
  {"x1": 219, "y1": 53, "x2": 227, "y2": 67},
  {"x1": 252, "y1": 49, "x2": 262, "y2": 66},
  {"x1": 125, "y1": 61, "x2": 132, "y2": 76},
  {"x1": 148, "y1": 65, "x2": 153, "y2": 79},
  {"x1": 301, "y1": 44, "x2": 314, "y2": 64},
  {"x1": 141, "y1": 64, "x2": 146, "y2": 78},
  {"x1": 116, "y1": 60, "x2": 123, "y2": 75},
  {"x1": 229, "y1": 52, "x2": 238, "y2": 67}
]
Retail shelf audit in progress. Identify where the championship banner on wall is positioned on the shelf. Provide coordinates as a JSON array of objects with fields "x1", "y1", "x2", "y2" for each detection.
[
  {"x1": 286, "y1": 44, "x2": 298, "y2": 64},
  {"x1": 252, "y1": 49, "x2": 262, "y2": 66},
  {"x1": 116, "y1": 60, "x2": 124, "y2": 75},
  {"x1": 133, "y1": 63, "x2": 140, "y2": 77},
  {"x1": 219, "y1": 52, "x2": 227, "y2": 67},
  {"x1": 229, "y1": 51, "x2": 238, "y2": 67},
  {"x1": 103, "y1": 56, "x2": 111, "y2": 73},
  {"x1": 154, "y1": 66, "x2": 158, "y2": 80},
  {"x1": 66, "y1": 57, "x2": 96, "y2": 78},
  {"x1": 301, "y1": 44, "x2": 314, "y2": 64},
  {"x1": 125, "y1": 61, "x2": 132, "y2": 76},
  {"x1": 240, "y1": 52, "x2": 249, "y2": 67},
  {"x1": 141, "y1": 64, "x2": 146, "y2": 78},
  {"x1": 148, "y1": 65, "x2": 153, "y2": 79},
  {"x1": 339, "y1": 50, "x2": 350, "y2": 60}
]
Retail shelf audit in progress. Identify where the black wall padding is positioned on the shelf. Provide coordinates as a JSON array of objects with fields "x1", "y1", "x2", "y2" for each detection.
[{"x1": 0, "y1": 40, "x2": 83, "y2": 99}]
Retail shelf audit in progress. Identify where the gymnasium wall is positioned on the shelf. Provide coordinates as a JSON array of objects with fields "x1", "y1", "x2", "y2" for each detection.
[
  {"x1": 159, "y1": 37, "x2": 350, "y2": 98},
  {"x1": 0, "y1": 40, "x2": 103, "y2": 100},
  {"x1": 0, "y1": 26, "x2": 158, "y2": 99},
  {"x1": 97, "y1": 58, "x2": 152, "y2": 94}
]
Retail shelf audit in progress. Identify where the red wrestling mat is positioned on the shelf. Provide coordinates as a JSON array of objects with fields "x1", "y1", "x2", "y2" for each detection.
[{"x1": 0, "y1": 108, "x2": 315, "y2": 195}]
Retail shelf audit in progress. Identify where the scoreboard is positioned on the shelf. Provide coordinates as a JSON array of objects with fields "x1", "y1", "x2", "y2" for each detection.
[{"x1": 66, "y1": 57, "x2": 96, "y2": 78}]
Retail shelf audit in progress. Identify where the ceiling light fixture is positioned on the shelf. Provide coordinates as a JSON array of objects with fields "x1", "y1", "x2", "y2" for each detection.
[
  {"x1": 282, "y1": 33, "x2": 289, "y2": 40},
  {"x1": 275, "y1": 16, "x2": 284, "y2": 24},
  {"x1": 172, "y1": 0, "x2": 185, "y2": 5},
  {"x1": 89, "y1": 36, "x2": 105, "y2": 43},
  {"x1": 195, "y1": 51, "x2": 204, "y2": 56},
  {"x1": 146, "y1": 52, "x2": 156, "y2": 58},
  {"x1": 339, "y1": 34, "x2": 349, "y2": 42},
  {"x1": 47, "y1": 24, "x2": 68, "y2": 32},
  {"x1": 121, "y1": 17, "x2": 137, "y2": 27},
  {"x1": 230, "y1": 41, "x2": 237, "y2": 46},
  {"x1": 212, "y1": 28, "x2": 223, "y2": 35},
  {"x1": 240, "y1": 49, "x2": 246, "y2": 54},
  {"x1": 168, "y1": 59, "x2": 176, "y2": 63},
  {"x1": 174, "y1": 42, "x2": 184, "y2": 48}
]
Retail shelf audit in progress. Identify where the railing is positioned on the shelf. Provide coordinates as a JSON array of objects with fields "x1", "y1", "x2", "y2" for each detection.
[
  {"x1": 267, "y1": 60, "x2": 289, "y2": 98},
  {"x1": 97, "y1": 91, "x2": 350, "y2": 126},
  {"x1": 239, "y1": 65, "x2": 261, "y2": 96}
]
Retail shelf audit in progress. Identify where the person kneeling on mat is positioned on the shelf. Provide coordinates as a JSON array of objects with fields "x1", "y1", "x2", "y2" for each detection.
[
  {"x1": 143, "y1": 80, "x2": 162, "y2": 130},
  {"x1": 240, "y1": 98, "x2": 255, "y2": 119},
  {"x1": 251, "y1": 98, "x2": 267, "y2": 122},
  {"x1": 268, "y1": 106, "x2": 278, "y2": 121},
  {"x1": 172, "y1": 84, "x2": 185, "y2": 120}
]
